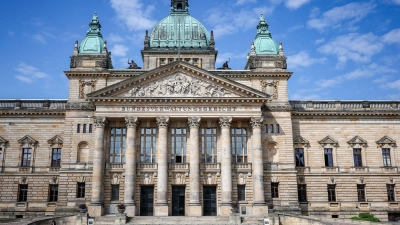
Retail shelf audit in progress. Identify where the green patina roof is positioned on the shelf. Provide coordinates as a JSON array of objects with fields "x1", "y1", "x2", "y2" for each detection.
[
  {"x1": 79, "y1": 13, "x2": 104, "y2": 54},
  {"x1": 254, "y1": 14, "x2": 279, "y2": 55},
  {"x1": 148, "y1": 0, "x2": 210, "y2": 49}
]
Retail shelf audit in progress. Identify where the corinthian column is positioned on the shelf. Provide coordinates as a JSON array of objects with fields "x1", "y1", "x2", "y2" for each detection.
[
  {"x1": 219, "y1": 116, "x2": 232, "y2": 208},
  {"x1": 90, "y1": 116, "x2": 107, "y2": 216},
  {"x1": 250, "y1": 116, "x2": 265, "y2": 205},
  {"x1": 124, "y1": 116, "x2": 138, "y2": 216},
  {"x1": 155, "y1": 116, "x2": 169, "y2": 216},
  {"x1": 188, "y1": 116, "x2": 201, "y2": 216}
]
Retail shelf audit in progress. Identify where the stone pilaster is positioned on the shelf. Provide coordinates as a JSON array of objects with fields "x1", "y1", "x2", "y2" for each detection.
[
  {"x1": 188, "y1": 116, "x2": 202, "y2": 216},
  {"x1": 155, "y1": 116, "x2": 169, "y2": 216},
  {"x1": 89, "y1": 116, "x2": 107, "y2": 217},
  {"x1": 124, "y1": 116, "x2": 138, "y2": 217},
  {"x1": 219, "y1": 116, "x2": 232, "y2": 216}
]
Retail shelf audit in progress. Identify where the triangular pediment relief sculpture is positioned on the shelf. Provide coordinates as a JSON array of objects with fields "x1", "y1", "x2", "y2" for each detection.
[
  {"x1": 0, "y1": 136, "x2": 8, "y2": 145},
  {"x1": 347, "y1": 135, "x2": 367, "y2": 147},
  {"x1": 293, "y1": 135, "x2": 309, "y2": 145},
  {"x1": 18, "y1": 135, "x2": 38, "y2": 147},
  {"x1": 47, "y1": 135, "x2": 63, "y2": 145},
  {"x1": 376, "y1": 135, "x2": 396, "y2": 147},
  {"x1": 87, "y1": 61, "x2": 268, "y2": 99},
  {"x1": 318, "y1": 135, "x2": 338, "y2": 147}
]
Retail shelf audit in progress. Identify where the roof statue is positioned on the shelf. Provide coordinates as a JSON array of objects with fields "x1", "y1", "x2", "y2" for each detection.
[
  {"x1": 253, "y1": 14, "x2": 279, "y2": 55},
  {"x1": 127, "y1": 59, "x2": 142, "y2": 69},
  {"x1": 79, "y1": 12, "x2": 105, "y2": 54},
  {"x1": 218, "y1": 59, "x2": 232, "y2": 70}
]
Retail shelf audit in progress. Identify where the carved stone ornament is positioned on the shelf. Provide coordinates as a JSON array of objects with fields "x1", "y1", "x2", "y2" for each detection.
[
  {"x1": 156, "y1": 116, "x2": 170, "y2": 128},
  {"x1": 260, "y1": 80, "x2": 279, "y2": 99},
  {"x1": 65, "y1": 102, "x2": 95, "y2": 111},
  {"x1": 329, "y1": 177, "x2": 335, "y2": 184},
  {"x1": 0, "y1": 136, "x2": 8, "y2": 146},
  {"x1": 188, "y1": 116, "x2": 201, "y2": 128},
  {"x1": 318, "y1": 136, "x2": 338, "y2": 147},
  {"x1": 47, "y1": 135, "x2": 63, "y2": 147},
  {"x1": 202, "y1": 173, "x2": 217, "y2": 185},
  {"x1": 76, "y1": 176, "x2": 85, "y2": 183},
  {"x1": 376, "y1": 135, "x2": 396, "y2": 148},
  {"x1": 111, "y1": 173, "x2": 121, "y2": 185},
  {"x1": 93, "y1": 116, "x2": 108, "y2": 128},
  {"x1": 95, "y1": 60, "x2": 108, "y2": 68},
  {"x1": 18, "y1": 135, "x2": 38, "y2": 148},
  {"x1": 173, "y1": 173, "x2": 186, "y2": 185},
  {"x1": 359, "y1": 177, "x2": 364, "y2": 184},
  {"x1": 237, "y1": 173, "x2": 247, "y2": 185},
  {"x1": 21, "y1": 176, "x2": 27, "y2": 184},
  {"x1": 219, "y1": 116, "x2": 232, "y2": 128},
  {"x1": 124, "y1": 73, "x2": 232, "y2": 98},
  {"x1": 250, "y1": 116, "x2": 264, "y2": 128},
  {"x1": 51, "y1": 176, "x2": 58, "y2": 184},
  {"x1": 141, "y1": 173, "x2": 154, "y2": 185},
  {"x1": 347, "y1": 135, "x2": 368, "y2": 147},
  {"x1": 79, "y1": 80, "x2": 97, "y2": 99},
  {"x1": 293, "y1": 135, "x2": 309, "y2": 146},
  {"x1": 125, "y1": 116, "x2": 139, "y2": 128}
]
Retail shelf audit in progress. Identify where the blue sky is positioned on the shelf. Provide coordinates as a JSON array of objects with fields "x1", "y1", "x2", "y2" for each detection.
[{"x1": 1, "y1": 0, "x2": 400, "y2": 100}]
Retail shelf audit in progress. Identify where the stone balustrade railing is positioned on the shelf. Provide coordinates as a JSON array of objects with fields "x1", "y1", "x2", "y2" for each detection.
[
  {"x1": 290, "y1": 101, "x2": 400, "y2": 111},
  {"x1": 0, "y1": 100, "x2": 67, "y2": 110}
]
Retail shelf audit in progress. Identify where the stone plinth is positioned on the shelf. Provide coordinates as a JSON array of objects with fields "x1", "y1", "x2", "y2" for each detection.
[
  {"x1": 154, "y1": 205, "x2": 169, "y2": 216},
  {"x1": 253, "y1": 205, "x2": 268, "y2": 217},
  {"x1": 125, "y1": 205, "x2": 136, "y2": 217},
  {"x1": 220, "y1": 205, "x2": 232, "y2": 216},
  {"x1": 88, "y1": 205, "x2": 103, "y2": 217},
  {"x1": 229, "y1": 213, "x2": 241, "y2": 224},
  {"x1": 188, "y1": 205, "x2": 202, "y2": 216},
  {"x1": 115, "y1": 213, "x2": 127, "y2": 224}
]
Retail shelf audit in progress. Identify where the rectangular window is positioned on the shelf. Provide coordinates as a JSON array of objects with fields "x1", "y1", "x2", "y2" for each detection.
[
  {"x1": 140, "y1": 128, "x2": 157, "y2": 163},
  {"x1": 232, "y1": 128, "x2": 248, "y2": 163},
  {"x1": 21, "y1": 148, "x2": 32, "y2": 167},
  {"x1": 238, "y1": 185, "x2": 245, "y2": 201},
  {"x1": 201, "y1": 128, "x2": 217, "y2": 163},
  {"x1": 269, "y1": 124, "x2": 274, "y2": 133},
  {"x1": 327, "y1": 185, "x2": 336, "y2": 202},
  {"x1": 357, "y1": 184, "x2": 366, "y2": 202},
  {"x1": 18, "y1": 184, "x2": 28, "y2": 202},
  {"x1": 295, "y1": 148, "x2": 305, "y2": 167},
  {"x1": 171, "y1": 128, "x2": 187, "y2": 163},
  {"x1": 49, "y1": 185, "x2": 58, "y2": 202},
  {"x1": 298, "y1": 184, "x2": 307, "y2": 202},
  {"x1": 276, "y1": 124, "x2": 280, "y2": 133},
  {"x1": 382, "y1": 148, "x2": 391, "y2": 167},
  {"x1": 264, "y1": 125, "x2": 268, "y2": 133},
  {"x1": 51, "y1": 148, "x2": 62, "y2": 167},
  {"x1": 83, "y1": 124, "x2": 87, "y2": 133},
  {"x1": 271, "y1": 183, "x2": 279, "y2": 198},
  {"x1": 111, "y1": 185, "x2": 120, "y2": 201},
  {"x1": 387, "y1": 184, "x2": 395, "y2": 202},
  {"x1": 0, "y1": 148, "x2": 2, "y2": 160},
  {"x1": 77, "y1": 124, "x2": 81, "y2": 133},
  {"x1": 109, "y1": 128, "x2": 126, "y2": 163},
  {"x1": 89, "y1": 124, "x2": 93, "y2": 133},
  {"x1": 77, "y1": 182, "x2": 85, "y2": 198},
  {"x1": 353, "y1": 148, "x2": 363, "y2": 167},
  {"x1": 324, "y1": 148, "x2": 333, "y2": 167}
]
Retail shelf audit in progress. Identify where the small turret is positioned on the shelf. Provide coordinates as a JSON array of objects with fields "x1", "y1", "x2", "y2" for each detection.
[
  {"x1": 279, "y1": 42, "x2": 284, "y2": 56},
  {"x1": 253, "y1": 14, "x2": 279, "y2": 55},
  {"x1": 78, "y1": 13, "x2": 105, "y2": 54},
  {"x1": 210, "y1": 30, "x2": 215, "y2": 50},
  {"x1": 73, "y1": 40, "x2": 79, "y2": 56}
]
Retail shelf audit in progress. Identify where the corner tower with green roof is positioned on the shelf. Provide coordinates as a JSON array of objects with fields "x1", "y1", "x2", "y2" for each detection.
[{"x1": 141, "y1": 0, "x2": 217, "y2": 70}]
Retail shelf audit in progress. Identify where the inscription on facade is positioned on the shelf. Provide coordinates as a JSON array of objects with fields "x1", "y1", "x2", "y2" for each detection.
[{"x1": 121, "y1": 106, "x2": 237, "y2": 112}]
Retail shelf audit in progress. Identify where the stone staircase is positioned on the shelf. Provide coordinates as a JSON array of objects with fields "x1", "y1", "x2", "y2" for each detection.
[{"x1": 94, "y1": 216, "x2": 265, "y2": 225}]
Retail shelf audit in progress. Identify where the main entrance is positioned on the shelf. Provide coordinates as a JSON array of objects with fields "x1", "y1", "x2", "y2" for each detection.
[
  {"x1": 172, "y1": 186, "x2": 185, "y2": 216},
  {"x1": 140, "y1": 186, "x2": 154, "y2": 216},
  {"x1": 203, "y1": 186, "x2": 217, "y2": 216}
]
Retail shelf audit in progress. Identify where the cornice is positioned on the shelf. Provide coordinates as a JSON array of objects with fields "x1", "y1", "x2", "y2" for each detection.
[
  {"x1": 64, "y1": 71, "x2": 110, "y2": 78},
  {"x1": 0, "y1": 111, "x2": 65, "y2": 116},
  {"x1": 90, "y1": 97, "x2": 268, "y2": 104}
]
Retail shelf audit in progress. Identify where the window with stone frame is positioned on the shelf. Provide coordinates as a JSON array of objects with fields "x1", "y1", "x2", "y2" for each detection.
[
  {"x1": 298, "y1": 184, "x2": 307, "y2": 202},
  {"x1": 77, "y1": 124, "x2": 81, "y2": 133},
  {"x1": 276, "y1": 124, "x2": 280, "y2": 133},
  {"x1": 89, "y1": 124, "x2": 93, "y2": 133},
  {"x1": 83, "y1": 124, "x2": 87, "y2": 133},
  {"x1": 231, "y1": 128, "x2": 248, "y2": 163},
  {"x1": 295, "y1": 148, "x2": 305, "y2": 167},
  {"x1": 0, "y1": 148, "x2": 2, "y2": 160},
  {"x1": 201, "y1": 128, "x2": 217, "y2": 163},
  {"x1": 111, "y1": 184, "x2": 120, "y2": 201},
  {"x1": 171, "y1": 128, "x2": 187, "y2": 163},
  {"x1": 109, "y1": 128, "x2": 126, "y2": 163},
  {"x1": 353, "y1": 148, "x2": 363, "y2": 167},
  {"x1": 237, "y1": 185, "x2": 245, "y2": 201},
  {"x1": 357, "y1": 184, "x2": 366, "y2": 202},
  {"x1": 21, "y1": 148, "x2": 32, "y2": 167},
  {"x1": 387, "y1": 184, "x2": 395, "y2": 202},
  {"x1": 382, "y1": 148, "x2": 392, "y2": 167},
  {"x1": 18, "y1": 184, "x2": 28, "y2": 202},
  {"x1": 51, "y1": 148, "x2": 62, "y2": 167},
  {"x1": 324, "y1": 148, "x2": 333, "y2": 167},
  {"x1": 271, "y1": 182, "x2": 279, "y2": 198},
  {"x1": 49, "y1": 184, "x2": 58, "y2": 202},
  {"x1": 327, "y1": 184, "x2": 336, "y2": 202},
  {"x1": 140, "y1": 128, "x2": 157, "y2": 163},
  {"x1": 77, "y1": 182, "x2": 85, "y2": 198}
]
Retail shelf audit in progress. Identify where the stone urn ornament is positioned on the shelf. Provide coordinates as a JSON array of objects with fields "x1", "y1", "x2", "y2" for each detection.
[
  {"x1": 117, "y1": 203, "x2": 126, "y2": 214},
  {"x1": 78, "y1": 203, "x2": 87, "y2": 213}
]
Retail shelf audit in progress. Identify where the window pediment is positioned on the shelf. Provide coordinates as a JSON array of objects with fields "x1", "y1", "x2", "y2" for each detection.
[
  {"x1": 318, "y1": 136, "x2": 338, "y2": 147},
  {"x1": 347, "y1": 135, "x2": 367, "y2": 147},
  {"x1": 18, "y1": 135, "x2": 38, "y2": 147},
  {"x1": 48, "y1": 135, "x2": 63, "y2": 146},
  {"x1": 0, "y1": 136, "x2": 8, "y2": 146},
  {"x1": 376, "y1": 135, "x2": 396, "y2": 148},
  {"x1": 293, "y1": 135, "x2": 309, "y2": 146}
]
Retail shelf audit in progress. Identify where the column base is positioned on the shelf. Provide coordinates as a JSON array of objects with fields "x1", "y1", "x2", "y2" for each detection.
[
  {"x1": 125, "y1": 205, "x2": 136, "y2": 217},
  {"x1": 253, "y1": 204, "x2": 269, "y2": 217},
  {"x1": 154, "y1": 205, "x2": 169, "y2": 216},
  {"x1": 229, "y1": 213, "x2": 241, "y2": 224},
  {"x1": 219, "y1": 205, "x2": 232, "y2": 216},
  {"x1": 115, "y1": 213, "x2": 127, "y2": 224},
  {"x1": 187, "y1": 205, "x2": 202, "y2": 216},
  {"x1": 88, "y1": 205, "x2": 103, "y2": 217}
]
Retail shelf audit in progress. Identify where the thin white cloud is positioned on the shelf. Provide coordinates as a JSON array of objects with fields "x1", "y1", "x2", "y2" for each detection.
[
  {"x1": 287, "y1": 51, "x2": 326, "y2": 68},
  {"x1": 307, "y1": 2, "x2": 375, "y2": 31},
  {"x1": 236, "y1": 0, "x2": 257, "y2": 5},
  {"x1": 382, "y1": 79, "x2": 400, "y2": 91},
  {"x1": 270, "y1": 0, "x2": 311, "y2": 9},
  {"x1": 8, "y1": 32, "x2": 15, "y2": 36},
  {"x1": 110, "y1": 44, "x2": 129, "y2": 57},
  {"x1": 288, "y1": 25, "x2": 304, "y2": 32},
  {"x1": 382, "y1": 28, "x2": 400, "y2": 44},
  {"x1": 315, "y1": 38, "x2": 325, "y2": 44},
  {"x1": 110, "y1": 0, "x2": 157, "y2": 31},
  {"x1": 392, "y1": 0, "x2": 400, "y2": 4},
  {"x1": 107, "y1": 33, "x2": 124, "y2": 43},
  {"x1": 14, "y1": 63, "x2": 49, "y2": 83},
  {"x1": 216, "y1": 52, "x2": 247, "y2": 66},
  {"x1": 31, "y1": 31, "x2": 55, "y2": 44}
]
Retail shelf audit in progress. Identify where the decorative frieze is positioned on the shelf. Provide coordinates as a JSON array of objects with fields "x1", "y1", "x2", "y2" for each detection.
[
  {"x1": 65, "y1": 102, "x2": 95, "y2": 111},
  {"x1": 260, "y1": 80, "x2": 278, "y2": 99},
  {"x1": 79, "y1": 80, "x2": 97, "y2": 99}
]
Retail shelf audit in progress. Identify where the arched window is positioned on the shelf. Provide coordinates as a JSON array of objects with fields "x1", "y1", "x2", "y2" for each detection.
[{"x1": 177, "y1": 3, "x2": 183, "y2": 10}]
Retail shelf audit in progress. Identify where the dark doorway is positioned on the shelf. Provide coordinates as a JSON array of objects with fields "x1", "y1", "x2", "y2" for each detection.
[
  {"x1": 140, "y1": 186, "x2": 154, "y2": 216},
  {"x1": 203, "y1": 186, "x2": 217, "y2": 216},
  {"x1": 172, "y1": 186, "x2": 185, "y2": 216},
  {"x1": 389, "y1": 213, "x2": 400, "y2": 222}
]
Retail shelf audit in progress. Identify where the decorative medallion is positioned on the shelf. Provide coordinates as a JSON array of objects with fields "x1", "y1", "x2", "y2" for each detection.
[
  {"x1": 79, "y1": 80, "x2": 97, "y2": 99},
  {"x1": 260, "y1": 80, "x2": 278, "y2": 99}
]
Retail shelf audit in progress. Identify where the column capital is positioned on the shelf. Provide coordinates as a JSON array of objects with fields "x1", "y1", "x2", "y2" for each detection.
[
  {"x1": 188, "y1": 116, "x2": 201, "y2": 128},
  {"x1": 219, "y1": 116, "x2": 232, "y2": 129},
  {"x1": 250, "y1": 116, "x2": 264, "y2": 128},
  {"x1": 156, "y1": 116, "x2": 170, "y2": 128},
  {"x1": 93, "y1": 116, "x2": 108, "y2": 128},
  {"x1": 125, "y1": 116, "x2": 139, "y2": 128}
]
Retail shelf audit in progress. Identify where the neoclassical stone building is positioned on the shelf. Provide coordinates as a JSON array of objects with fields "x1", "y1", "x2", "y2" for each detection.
[{"x1": 1, "y1": 0, "x2": 400, "y2": 222}]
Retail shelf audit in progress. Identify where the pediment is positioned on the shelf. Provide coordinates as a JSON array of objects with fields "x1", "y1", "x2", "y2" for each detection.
[
  {"x1": 376, "y1": 135, "x2": 396, "y2": 147},
  {"x1": 318, "y1": 135, "x2": 338, "y2": 147},
  {"x1": 293, "y1": 135, "x2": 309, "y2": 145},
  {"x1": 0, "y1": 136, "x2": 8, "y2": 145},
  {"x1": 347, "y1": 135, "x2": 367, "y2": 147},
  {"x1": 18, "y1": 135, "x2": 38, "y2": 147},
  {"x1": 88, "y1": 61, "x2": 268, "y2": 99},
  {"x1": 48, "y1": 135, "x2": 63, "y2": 145}
]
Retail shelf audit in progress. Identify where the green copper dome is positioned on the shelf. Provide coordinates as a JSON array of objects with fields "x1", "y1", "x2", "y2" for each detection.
[
  {"x1": 79, "y1": 13, "x2": 104, "y2": 54},
  {"x1": 148, "y1": 0, "x2": 210, "y2": 49},
  {"x1": 254, "y1": 14, "x2": 279, "y2": 55}
]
